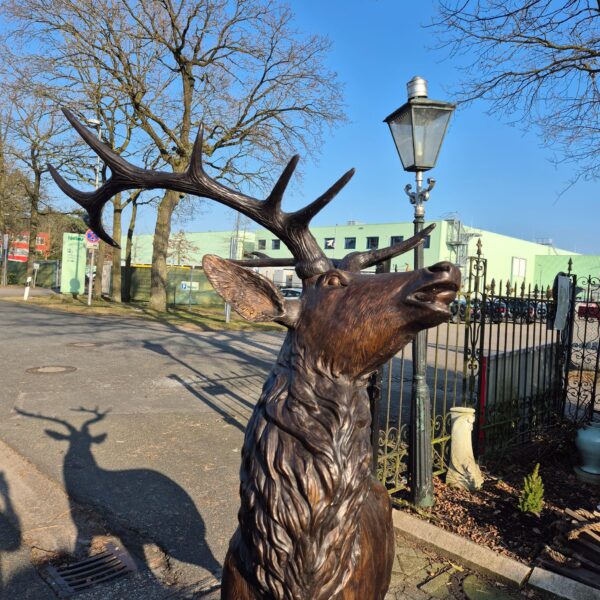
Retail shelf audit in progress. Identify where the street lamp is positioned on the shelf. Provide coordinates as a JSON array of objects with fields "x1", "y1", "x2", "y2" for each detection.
[{"x1": 384, "y1": 76, "x2": 455, "y2": 508}]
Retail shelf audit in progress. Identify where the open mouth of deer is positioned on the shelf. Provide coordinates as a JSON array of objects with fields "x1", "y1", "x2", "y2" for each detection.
[{"x1": 408, "y1": 280, "x2": 459, "y2": 314}]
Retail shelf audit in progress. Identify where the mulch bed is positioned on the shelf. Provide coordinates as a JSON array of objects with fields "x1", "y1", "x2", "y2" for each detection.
[{"x1": 399, "y1": 425, "x2": 600, "y2": 565}]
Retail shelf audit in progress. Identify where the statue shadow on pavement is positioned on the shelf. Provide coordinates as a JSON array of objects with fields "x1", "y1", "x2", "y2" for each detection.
[
  {"x1": 13, "y1": 407, "x2": 222, "y2": 587},
  {"x1": 0, "y1": 471, "x2": 21, "y2": 587}
]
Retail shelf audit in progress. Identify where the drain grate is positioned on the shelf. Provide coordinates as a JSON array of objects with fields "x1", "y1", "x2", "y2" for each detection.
[
  {"x1": 67, "y1": 342, "x2": 103, "y2": 348},
  {"x1": 45, "y1": 542, "x2": 137, "y2": 596}
]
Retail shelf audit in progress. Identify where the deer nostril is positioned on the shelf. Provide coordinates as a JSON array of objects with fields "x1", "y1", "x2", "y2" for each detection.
[{"x1": 429, "y1": 261, "x2": 454, "y2": 273}]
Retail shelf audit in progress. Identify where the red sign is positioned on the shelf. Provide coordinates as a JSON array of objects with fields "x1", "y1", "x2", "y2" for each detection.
[{"x1": 8, "y1": 232, "x2": 50, "y2": 262}]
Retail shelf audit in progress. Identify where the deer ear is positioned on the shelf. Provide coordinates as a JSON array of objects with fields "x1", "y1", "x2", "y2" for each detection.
[
  {"x1": 45, "y1": 429, "x2": 69, "y2": 441},
  {"x1": 203, "y1": 254, "x2": 295, "y2": 325}
]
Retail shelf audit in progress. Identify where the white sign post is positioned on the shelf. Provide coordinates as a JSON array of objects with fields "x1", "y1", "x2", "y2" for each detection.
[
  {"x1": 32, "y1": 262, "x2": 40, "y2": 288},
  {"x1": 85, "y1": 229, "x2": 100, "y2": 306},
  {"x1": 23, "y1": 276, "x2": 32, "y2": 300}
]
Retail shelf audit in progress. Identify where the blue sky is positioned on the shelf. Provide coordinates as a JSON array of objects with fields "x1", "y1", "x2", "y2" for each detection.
[{"x1": 136, "y1": 0, "x2": 598, "y2": 254}]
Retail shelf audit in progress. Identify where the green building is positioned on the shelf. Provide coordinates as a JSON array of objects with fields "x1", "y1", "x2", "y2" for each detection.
[{"x1": 127, "y1": 219, "x2": 579, "y2": 290}]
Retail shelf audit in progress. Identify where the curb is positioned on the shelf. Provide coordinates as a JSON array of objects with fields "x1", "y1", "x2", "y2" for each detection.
[{"x1": 392, "y1": 509, "x2": 600, "y2": 599}]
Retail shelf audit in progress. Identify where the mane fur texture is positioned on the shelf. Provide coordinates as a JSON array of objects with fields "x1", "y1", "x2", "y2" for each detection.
[{"x1": 237, "y1": 334, "x2": 373, "y2": 600}]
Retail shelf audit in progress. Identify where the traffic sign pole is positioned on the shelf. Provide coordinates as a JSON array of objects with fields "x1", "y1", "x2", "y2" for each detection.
[
  {"x1": 87, "y1": 247, "x2": 95, "y2": 306},
  {"x1": 85, "y1": 229, "x2": 100, "y2": 306}
]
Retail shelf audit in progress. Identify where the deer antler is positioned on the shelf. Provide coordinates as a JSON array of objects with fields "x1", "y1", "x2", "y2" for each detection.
[
  {"x1": 338, "y1": 224, "x2": 436, "y2": 272},
  {"x1": 14, "y1": 407, "x2": 77, "y2": 434},
  {"x1": 50, "y1": 109, "x2": 354, "y2": 279},
  {"x1": 72, "y1": 406, "x2": 111, "y2": 429}
]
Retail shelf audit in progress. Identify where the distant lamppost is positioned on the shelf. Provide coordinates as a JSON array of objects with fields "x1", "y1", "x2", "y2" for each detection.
[{"x1": 384, "y1": 76, "x2": 455, "y2": 507}]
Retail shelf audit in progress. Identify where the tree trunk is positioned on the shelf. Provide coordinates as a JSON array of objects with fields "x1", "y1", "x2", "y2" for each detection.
[
  {"x1": 149, "y1": 189, "x2": 179, "y2": 312},
  {"x1": 25, "y1": 173, "x2": 41, "y2": 280},
  {"x1": 122, "y1": 198, "x2": 138, "y2": 303},
  {"x1": 111, "y1": 197, "x2": 122, "y2": 303},
  {"x1": 93, "y1": 241, "x2": 105, "y2": 299}
]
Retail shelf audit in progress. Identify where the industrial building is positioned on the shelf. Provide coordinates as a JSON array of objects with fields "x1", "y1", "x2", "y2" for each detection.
[{"x1": 125, "y1": 218, "x2": 577, "y2": 290}]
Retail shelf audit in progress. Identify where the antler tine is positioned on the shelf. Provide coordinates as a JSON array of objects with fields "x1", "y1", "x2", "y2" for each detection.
[
  {"x1": 230, "y1": 256, "x2": 297, "y2": 268},
  {"x1": 289, "y1": 168, "x2": 355, "y2": 227},
  {"x1": 339, "y1": 224, "x2": 436, "y2": 272},
  {"x1": 265, "y1": 155, "x2": 300, "y2": 210},
  {"x1": 73, "y1": 406, "x2": 111, "y2": 429}
]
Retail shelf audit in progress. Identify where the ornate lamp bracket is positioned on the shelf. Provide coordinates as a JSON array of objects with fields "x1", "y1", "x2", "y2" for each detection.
[{"x1": 404, "y1": 177, "x2": 436, "y2": 217}]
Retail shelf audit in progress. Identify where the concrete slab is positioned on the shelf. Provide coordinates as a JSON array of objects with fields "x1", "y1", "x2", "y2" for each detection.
[{"x1": 528, "y1": 567, "x2": 600, "y2": 600}]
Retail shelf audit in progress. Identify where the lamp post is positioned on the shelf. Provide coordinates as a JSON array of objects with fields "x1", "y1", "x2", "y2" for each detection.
[
  {"x1": 86, "y1": 118, "x2": 101, "y2": 307},
  {"x1": 384, "y1": 76, "x2": 455, "y2": 507}
]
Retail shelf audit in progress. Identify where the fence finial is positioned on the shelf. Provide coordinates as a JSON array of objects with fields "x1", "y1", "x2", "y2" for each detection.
[
  {"x1": 567, "y1": 257, "x2": 573, "y2": 275},
  {"x1": 476, "y1": 238, "x2": 482, "y2": 257}
]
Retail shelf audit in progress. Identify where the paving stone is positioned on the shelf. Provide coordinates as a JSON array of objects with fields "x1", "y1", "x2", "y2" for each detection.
[
  {"x1": 463, "y1": 574, "x2": 519, "y2": 600},
  {"x1": 418, "y1": 569, "x2": 453, "y2": 598},
  {"x1": 393, "y1": 553, "x2": 430, "y2": 578}
]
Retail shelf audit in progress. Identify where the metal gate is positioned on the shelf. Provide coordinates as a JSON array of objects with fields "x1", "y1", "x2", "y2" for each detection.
[
  {"x1": 372, "y1": 243, "x2": 567, "y2": 498},
  {"x1": 563, "y1": 268, "x2": 600, "y2": 423}
]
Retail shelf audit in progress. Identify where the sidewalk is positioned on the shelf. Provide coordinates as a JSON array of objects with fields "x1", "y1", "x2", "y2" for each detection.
[{"x1": 0, "y1": 285, "x2": 56, "y2": 298}]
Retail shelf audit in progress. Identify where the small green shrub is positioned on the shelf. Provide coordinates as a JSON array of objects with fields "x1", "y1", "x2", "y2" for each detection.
[{"x1": 518, "y1": 463, "x2": 544, "y2": 516}]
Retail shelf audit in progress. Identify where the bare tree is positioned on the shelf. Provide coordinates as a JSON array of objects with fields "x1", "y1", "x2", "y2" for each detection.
[
  {"x1": 433, "y1": 1, "x2": 600, "y2": 181},
  {"x1": 4, "y1": 84, "x2": 74, "y2": 277},
  {"x1": 2, "y1": 0, "x2": 346, "y2": 311},
  {"x1": 168, "y1": 230, "x2": 199, "y2": 266}
]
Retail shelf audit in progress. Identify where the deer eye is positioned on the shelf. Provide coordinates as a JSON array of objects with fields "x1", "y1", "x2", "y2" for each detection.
[{"x1": 320, "y1": 272, "x2": 347, "y2": 288}]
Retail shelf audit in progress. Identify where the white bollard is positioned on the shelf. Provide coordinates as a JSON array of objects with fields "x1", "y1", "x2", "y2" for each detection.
[
  {"x1": 446, "y1": 407, "x2": 484, "y2": 491},
  {"x1": 23, "y1": 276, "x2": 32, "y2": 301}
]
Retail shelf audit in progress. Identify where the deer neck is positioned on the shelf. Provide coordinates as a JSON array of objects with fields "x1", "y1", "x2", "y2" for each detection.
[
  {"x1": 238, "y1": 332, "x2": 373, "y2": 600},
  {"x1": 63, "y1": 437, "x2": 97, "y2": 473}
]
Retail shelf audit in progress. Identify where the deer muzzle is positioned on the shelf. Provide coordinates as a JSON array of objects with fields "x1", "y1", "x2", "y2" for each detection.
[{"x1": 406, "y1": 262, "x2": 461, "y2": 316}]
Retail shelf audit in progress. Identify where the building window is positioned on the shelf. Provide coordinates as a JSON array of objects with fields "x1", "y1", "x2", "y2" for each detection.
[
  {"x1": 424, "y1": 235, "x2": 431, "y2": 249},
  {"x1": 324, "y1": 237, "x2": 335, "y2": 249},
  {"x1": 271, "y1": 239, "x2": 281, "y2": 250},
  {"x1": 390, "y1": 235, "x2": 404, "y2": 246},
  {"x1": 512, "y1": 257, "x2": 527, "y2": 279},
  {"x1": 257, "y1": 239, "x2": 266, "y2": 250},
  {"x1": 366, "y1": 236, "x2": 379, "y2": 250},
  {"x1": 344, "y1": 237, "x2": 356, "y2": 249}
]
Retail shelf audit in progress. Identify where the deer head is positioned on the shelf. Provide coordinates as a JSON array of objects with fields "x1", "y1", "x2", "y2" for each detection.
[
  {"x1": 50, "y1": 109, "x2": 460, "y2": 378},
  {"x1": 15, "y1": 406, "x2": 110, "y2": 446}
]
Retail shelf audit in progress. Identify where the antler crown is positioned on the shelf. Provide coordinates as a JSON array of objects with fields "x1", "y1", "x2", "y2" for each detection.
[{"x1": 51, "y1": 109, "x2": 434, "y2": 279}]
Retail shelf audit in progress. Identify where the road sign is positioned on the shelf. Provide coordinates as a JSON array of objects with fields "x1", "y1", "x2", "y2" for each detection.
[{"x1": 85, "y1": 229, "x2": 100, "y2": 248}]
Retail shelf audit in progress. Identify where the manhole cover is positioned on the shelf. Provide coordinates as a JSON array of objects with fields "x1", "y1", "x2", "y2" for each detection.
[
  {"x1": 45, "y1": 542, "x2": 136, "y2": 596},
  {"x1": 67, "y1": 342, "x2": 103, "y2": 348},
  {"x1": 26, "y1": 366, "x2": 77, "y2": 374}
]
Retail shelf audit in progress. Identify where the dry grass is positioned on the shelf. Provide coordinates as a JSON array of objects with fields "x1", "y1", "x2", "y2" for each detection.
[{"x1": 1, "y1": 293, "x2": 284, "y2": 333}]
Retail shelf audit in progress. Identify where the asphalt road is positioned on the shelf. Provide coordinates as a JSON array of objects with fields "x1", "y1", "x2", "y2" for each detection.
[
  {"x1": 0, "y1": 300, "x2": 285, "y2": 591},
  {"x1": 0, "y1": 301, "x2": 556, "y2": 600}
]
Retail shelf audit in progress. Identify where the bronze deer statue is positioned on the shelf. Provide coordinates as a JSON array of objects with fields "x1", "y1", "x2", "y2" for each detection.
[{"x1": 50, "y1": 108, "x2": 460, "y2": 600}]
